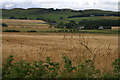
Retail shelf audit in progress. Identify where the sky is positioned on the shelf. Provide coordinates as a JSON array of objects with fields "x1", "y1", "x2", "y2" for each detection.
[{"x1": 0, "y1": 0, "x2": 120, "y2": 11}]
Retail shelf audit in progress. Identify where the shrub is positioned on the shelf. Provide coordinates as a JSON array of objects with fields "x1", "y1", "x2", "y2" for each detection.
[
  {"x1": 9, "y1": 16, "x2": 16, "y2": 19},
  {"x1": 112, "y1": 58, "x2": 120, "y2": 78},
  {"x1": 2, "y1": 55, "x2": 14, "y2": 78},
  {"x1": 101, "y1": 59, "x2": 120, "y2": 78},
  {"x1": 2, "y1": 55, "x2": 119, "y2": 78},
  {"x1": 74, "y1": 60, "x2": 100, "y2": 78},
  {"x1": 61, "y1": 56, "x2": 76, "y2": 78},
  {"x1": 2, "y1": 56, "x2": 60, "y2": 78},
  {"x1": 27, "y1": 30, "x2": 37, "y2": 32},
  {"x1": 1, "y1": 23, "x2": 8, "y2": 27},
  {"x1": 3, "y1": 30, "x2": 20, "y2": 32}
]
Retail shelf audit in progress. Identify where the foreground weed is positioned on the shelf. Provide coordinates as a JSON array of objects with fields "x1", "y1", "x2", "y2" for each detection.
[{"x1": 2, "y1": 55, "x2": 120, "y2": 78}]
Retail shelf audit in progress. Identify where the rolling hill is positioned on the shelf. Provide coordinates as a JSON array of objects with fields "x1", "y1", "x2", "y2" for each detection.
[{"x1": 2, "y1": 8, "x2": 119, "y2": 23}]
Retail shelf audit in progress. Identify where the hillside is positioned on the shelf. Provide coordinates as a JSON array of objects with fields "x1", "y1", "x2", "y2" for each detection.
[{"x1": 2, "y1": 8, "x2": 119, "y2": 23}]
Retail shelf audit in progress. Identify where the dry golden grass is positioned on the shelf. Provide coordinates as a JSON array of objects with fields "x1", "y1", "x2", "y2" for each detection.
[
  {"x1": 2, "y1": 32, "x2": 118, "y2": 73},
  {"x1": 1, "y1": 19, "x2": 49, "y2": 28},
  {"x1": 112, "y1": 26, "x2": 120, "y2": 31},
  {"x1": 2, "y1": 19, "x2": 45, "y2": 23}
]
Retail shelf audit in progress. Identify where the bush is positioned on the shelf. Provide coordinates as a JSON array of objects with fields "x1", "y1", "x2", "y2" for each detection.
[
  {"x1": 9, "y1": 16, "x2": 16, "y2": 19},
  {"x1": 27, "y1": 30, "x2": 37, "y2": 32},
  {"x1": 1, "y1": 23, "x2": 8, "y2": 27},
  {"x1": 2, "y1": 55, "x2": 119, "y2": 78},
  {"x1": 2, "y1": 56, "x2": 60, "y2": 78},
  {"x1": 112, "y1": 58, "x2": 120, "y2": 78},
  {"x1": 3, "y1": 30, "x2": 20, "y2": 32}
]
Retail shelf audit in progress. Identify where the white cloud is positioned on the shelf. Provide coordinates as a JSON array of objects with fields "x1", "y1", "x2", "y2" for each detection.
[
  {"x1": 5, "y1": 4, "x2": 14, "y2": 8},
  {"x1": 1, "y1": 0, "x2": 119, "y2": 11}
]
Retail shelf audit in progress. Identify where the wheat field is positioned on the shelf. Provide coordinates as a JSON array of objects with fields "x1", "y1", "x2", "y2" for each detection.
[{"x1": 2, "y1": 32, "x2": 119, "y2": 73}]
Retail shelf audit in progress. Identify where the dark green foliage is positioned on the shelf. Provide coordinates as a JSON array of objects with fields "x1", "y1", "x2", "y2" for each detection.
[
  {"x1": 57, "y1": 19, "x2": 119, "y2": 29},
  {"x1": 60, "y1": 17, "x2": 63, "y2": 19},
  {"x1": 9, "y1": 16, "x2": 16, "y2": 19},
  {"x1": 28, "y1": 61, "x2": 47, "y2": 78},
  {"x1": 57, "y1": 22, "x2": 65, "y2": 28},
  {"x1": 68, "y1": 9, "x2": 119, "y2": 18},
  {"x1": 5, "y1": 60, "x2": 32, "y2": 78},
  {"x1": 45, "y1": 57, "x2": 60, "y2": 78},
  {"x1": 2, "y1": 55, "x2": 120, "y2": 78},
  {"x1": 112, "y1": 58, "x2": 120, "y2": 78},
  {"x1": 74, "y1": 60, "x2": 100, "y2": 78},
  {"x1": 18, "y1": 17, "x2": 28, "y2": 20},
  {"x1": 2, "y1": 56, "x2": 60, "y2": 78},
  {"x1": 78, "y1": 20, "x2": 120, "y2": 29},
  {"x1": 57, "y1": 21, "x2": 78, "y2": 29},
  {"x1": 3, "y1": 30, "x2": 20, "y2": 32},
  {"x1": 98, "y1": 58, "x2": 120, "y2": 78},
  {"x1": 62, "y1": 56, "x2": 75, "y2": 73},
  {"x1": 27, "y1": 30, "x2": 37, "y2": 32},
  {"x1": 1, "y1": 23, "x2": 8, "y2": 27},
  {"x1": 65, "y1": 21, "x2": 78, "y2": 29},
  {"x1": 2, "y1": 55, "x2": 14, "y2": 78},
  {"x1": 101, "y1": 73, "x2": 115, "y2": 78}
]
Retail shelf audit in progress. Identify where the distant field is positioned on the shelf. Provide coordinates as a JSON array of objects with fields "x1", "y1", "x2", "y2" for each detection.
[
  {"x1": 2, "y1": 19, "x2": 49, "y2": 28},
  {"x1": 66, "y1": 16, "x2": 119, "y2": 22},
  {"x1": 112, "y1": 26, "x2": 120, "y2": 31},
  {"x1": 78, "y1": 30, "x2": 120, "y2": 34},
  {"x1": 1, "y1": 19, "x2": 61, "y2": 32},
  {"x1": 1, "y1": 19, "x2": 119, "y2": 34},
  {"x1": 2, "y1": 27, "x2": 120, "y2": 34},
  {"x1": 2, "y1": 19, "x2": 45, "y2": 23}
]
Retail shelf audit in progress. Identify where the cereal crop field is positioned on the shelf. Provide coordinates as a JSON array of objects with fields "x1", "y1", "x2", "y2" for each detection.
[{"x1": 2, "y1": 32, "x2": 119, "y2": 73}]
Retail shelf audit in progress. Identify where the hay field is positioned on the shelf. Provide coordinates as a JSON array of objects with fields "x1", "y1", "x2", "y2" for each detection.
[
  {"x1": 1, "y1": 19, "x2": 49, "y2": 28},
  {"x1": 112, "y1": 26, "x2": 120, "y2": 31},
  {"x1": 2, "y1": 32, "x2": 118, "y2": 73}
]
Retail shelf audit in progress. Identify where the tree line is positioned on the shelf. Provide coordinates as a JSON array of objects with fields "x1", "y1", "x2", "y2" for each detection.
[
  {"x1": 68, "y1": 13, "x2": 120, "y2": 18},
  {"x1": 57, "y1": 20, "x2": 120, "y2": 29}
]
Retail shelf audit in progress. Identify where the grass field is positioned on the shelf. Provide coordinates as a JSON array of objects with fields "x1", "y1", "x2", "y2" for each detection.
[
  {"x1": 66, "y1": 16, "x2": 119, "y2": 22},
  {"x1": 2, "y1": 32, "x2": 118, "y2": 74}
]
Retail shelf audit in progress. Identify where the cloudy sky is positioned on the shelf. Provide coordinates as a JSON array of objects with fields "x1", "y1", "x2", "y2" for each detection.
[{"x1": 0, "y1": 0, "x2": 119, "y2": 11}]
